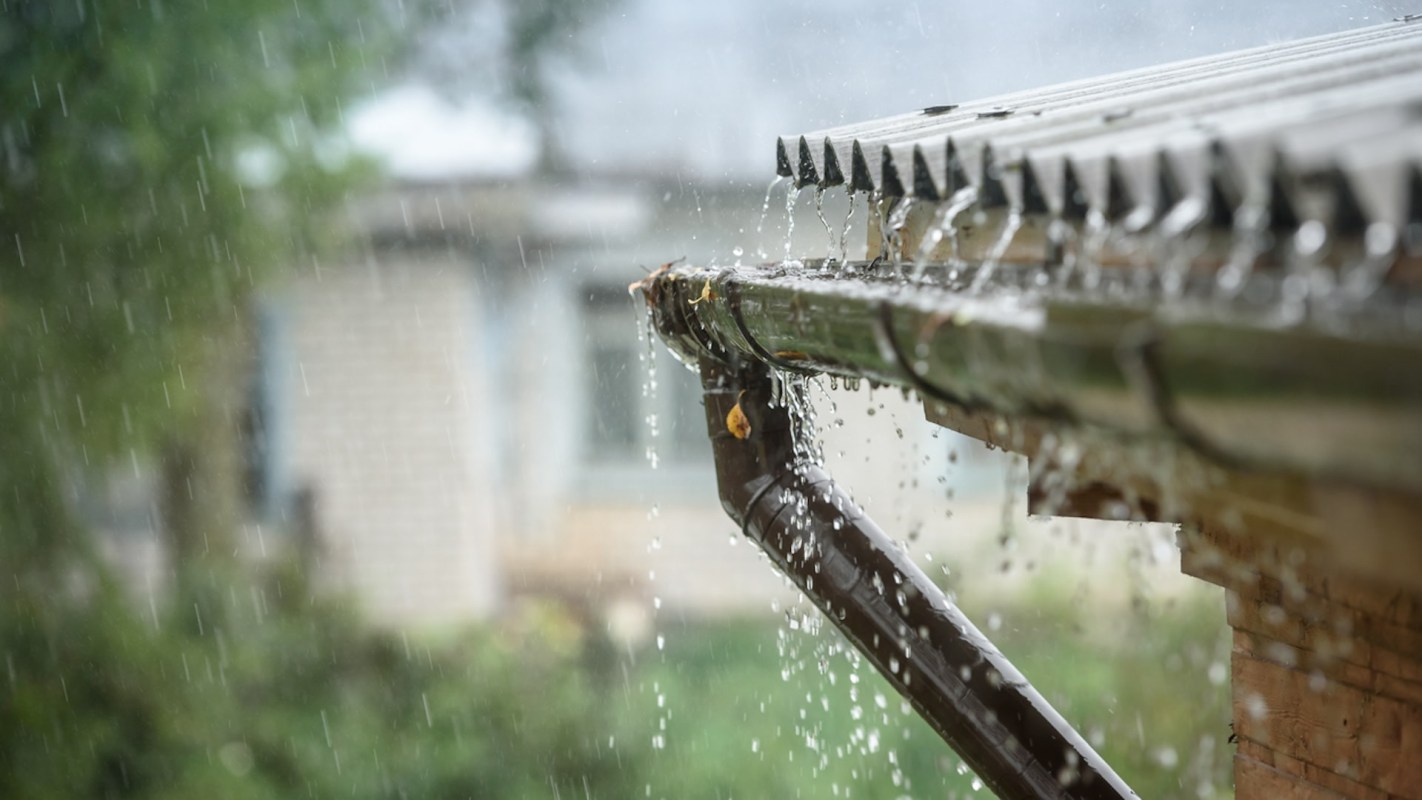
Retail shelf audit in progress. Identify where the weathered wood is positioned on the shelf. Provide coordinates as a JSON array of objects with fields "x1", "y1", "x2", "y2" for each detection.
[
  {"x1": 919, "y1": 401, "x2": 1422, "y2": 596},
  {"x1": 919, "y1": 396, "x2": 1422, "y2": 800},
  {"x1": 1231, "y1": 651, "x2": 1422, "y2": 797},
  {"x1": 1235, "y1": 749, "x2": 1357, "y2": 800}
]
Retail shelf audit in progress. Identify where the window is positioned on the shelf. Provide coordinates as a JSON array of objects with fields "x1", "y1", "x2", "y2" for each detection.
[{"x1": 583, "y1": 287, "x2": 710, "y2": 471}]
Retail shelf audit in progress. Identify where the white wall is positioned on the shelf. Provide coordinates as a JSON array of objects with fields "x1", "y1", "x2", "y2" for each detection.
[{"x1": 279, "y1": 251, "x2": 501, "y2": 625}]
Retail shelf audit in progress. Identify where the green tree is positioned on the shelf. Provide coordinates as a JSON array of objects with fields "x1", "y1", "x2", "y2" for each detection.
[
  {"x1": 415, "y1": 0, "x2": 617, "y2": 171},
  {"x1": 1, "y1": 0, "x2": 401, "y2": 588},
  {"x1": 0, "y1": 0, "x2": 614, "y2": 587},
  {"x1": 0, "y1": 0, "x2": 618, "y2": 796}
]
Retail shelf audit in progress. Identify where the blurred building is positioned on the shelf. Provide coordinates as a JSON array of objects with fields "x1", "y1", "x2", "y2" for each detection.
[
  {"x1": 246, "y1": 177, "x2": 806, "y2": 628},
  {"x1": 189, "y1": 0, "x2": 1376, "y2": 632},
  {"x1": 91, "y1": 173, "x2": 1176, "y2": 632},
  {"x1": 247, "y1": 172, "x2": 1183, "y2": 628}
]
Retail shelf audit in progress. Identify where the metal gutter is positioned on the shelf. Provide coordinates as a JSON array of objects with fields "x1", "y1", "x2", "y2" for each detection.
[
  {"x1": 644, "y1": 259, "x2": 1422, "y2": 502},
  {"x1": 634, "y1": 20, "x2": 1422, "y2": 798},
  {"x1": 693, "y1": 355, "x2": 1137, "y2": 800}
]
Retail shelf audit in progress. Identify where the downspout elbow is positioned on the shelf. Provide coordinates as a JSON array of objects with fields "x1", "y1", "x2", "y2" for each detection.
[{"x1": 696, "y1": 356, "x2": 1137, "y2": 800}]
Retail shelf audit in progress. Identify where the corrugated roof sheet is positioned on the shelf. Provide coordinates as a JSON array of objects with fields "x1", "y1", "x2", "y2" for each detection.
[{"x1": 777, "y1": 18, "x2": 1422, "y2": 234}]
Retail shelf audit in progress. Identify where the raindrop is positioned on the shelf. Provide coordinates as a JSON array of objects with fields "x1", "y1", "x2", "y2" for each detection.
[
  {"x1": 969, "y1": 210, "x2": 1023, "y2": 292},
  {"x1": 814, "y1": 186, "x2": 836, "y2": 262},
  {"x1": 913, "y1": 186, "x2": 978, "y2": 279},
  {"x1": 838, "y1": 191, "x2": 859, "y2": 264},
  {"x1": 757, "y1": 175, "x2": 786, "y2": 235},
  {"x1": 1244, "y1": 692, "x2": 1268, "y2": 720},
  {"x1": 1309, "y1": 670, "x2": 1328, "y2": 692},
  {"x1": 784, "y1": 185, "x2": 802, "y2": 261}
]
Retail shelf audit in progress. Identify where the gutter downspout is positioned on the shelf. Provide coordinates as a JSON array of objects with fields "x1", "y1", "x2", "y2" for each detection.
[
  {"x1": 700, "y1": 357, "x2": 1136, "y2": 800},
  {"x1": 635, "y1": 271, "x2": 1137, "y2": 800}
]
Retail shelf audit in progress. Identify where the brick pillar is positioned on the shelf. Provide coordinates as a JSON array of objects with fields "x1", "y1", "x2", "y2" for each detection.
[{"x1": 1182, "y1": 525, "x2": 1422, "y2": 799}]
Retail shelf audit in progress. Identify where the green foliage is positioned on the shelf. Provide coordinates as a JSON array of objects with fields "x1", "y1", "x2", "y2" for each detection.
[
  {"x1": 984, "y1": 593, "x2": 1234, "y2": 799},
  {"x1": 502, "y1": 0, "x2": 615, "y2": 109},
  {"x1": 0, "y1": 566, "x2": 1231, "y2": 800},
  {"x1": 0, "y1": 4, "x2": 628, "y2": 795},
  {"x1": 0, "y1": 565, "x2": 649, "y2": 799},
  {"x1": 1, "y1": 0, "x2": 400, "y2": 467},
  {"x1": 624, "y1": 589, "x2": 1232, "y2": 800},
  {"x1": 1, "y1": 5, "x2": 1226, "y2": 800}
]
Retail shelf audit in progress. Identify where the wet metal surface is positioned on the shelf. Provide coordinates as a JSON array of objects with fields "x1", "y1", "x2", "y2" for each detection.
[
  {"x1": 777, "y1": 20, "x2": 1422, "y2": 243},
  {"x1": 699, "y1": 358, "x2": 1137, "y2": 800},
  {"x1": 645, "y1": 261, "x2": 1422, "y2": 496}
]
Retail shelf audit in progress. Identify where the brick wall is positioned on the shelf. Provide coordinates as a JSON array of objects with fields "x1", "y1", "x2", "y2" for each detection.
[
  {"x1": 280, "y1": 254, "x2": 500, "y2": 625},
  {"x1": 1184, "y1": 526, "x2": 1422, "y2": 799}
]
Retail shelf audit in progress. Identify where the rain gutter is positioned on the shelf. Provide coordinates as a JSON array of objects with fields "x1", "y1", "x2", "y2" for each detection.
[
  {"x1": 643, "y1": 260, "x2": 1422, "y2": 497},
  {"x1": 639, "y1": 268, "x2": 1141, "y2": 800}
]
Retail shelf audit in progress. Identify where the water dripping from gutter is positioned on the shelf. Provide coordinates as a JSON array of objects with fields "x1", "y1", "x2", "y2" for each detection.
[
  {"x1": 912, "y1": 186, "x2": 978, "y2": 283},
  {"x1": 838, "y1": 190, "x2": 859, "y2": 267},
  {"x1": 969, "y1": 210, "x2": 1024, "y2": 294}
]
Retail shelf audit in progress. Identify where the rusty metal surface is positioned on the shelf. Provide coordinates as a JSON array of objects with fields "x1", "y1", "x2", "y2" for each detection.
[
  {"x1": 778, "y1": 19, "x2": 1422, "y2": 238},
  {"x1": 698, "y1": 357, "x2": 1137, "y2": 800}
]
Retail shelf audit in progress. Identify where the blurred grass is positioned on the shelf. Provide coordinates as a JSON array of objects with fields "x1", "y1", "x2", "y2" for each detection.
[
  {"x1": 1, "y1": 558, "x2": 1230, "y2": 799},
  {"x1": 632, "y1": 581, "x2": 1232, "y2": 800}
]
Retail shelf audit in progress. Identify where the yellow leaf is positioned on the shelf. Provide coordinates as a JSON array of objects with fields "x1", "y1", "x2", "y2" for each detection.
[
  {"x1": 726, "y1": 394, "x2": 751, "y2": 440},
  {"x1": 688, "y1": 278, "x2": 717, "y2": 305},
  {"x1": 627, "y1": 258, "x2": 684, "y2": 299}
]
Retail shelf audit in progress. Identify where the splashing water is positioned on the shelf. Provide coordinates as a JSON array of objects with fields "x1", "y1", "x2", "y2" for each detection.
[
  {"x1": 838, "y1": 191, "x2": 859, "y2": 266},
  {"x1": 1213, "y1": 201, "x2": 1267, "y2": 298},
  {"x1": 637, "y1": 310, "x2": 661, "y2": 470},
  {"x1": 969, "y1": 210, "x2": 1023, "y2": 293},
  {"x1": 756, "y1": 175, "x2": 787, "y2": 260},
  {"x1": 1342, "y1": 222, "x2": 1398, "y2": 300},
  {"x1": 785, "y1": 184, "x2": 803, "y2": 262},
  {"x1": 756, "y1": 175, "x2": 786, "y2": 235},
  {"x1": 883, "y1": 196, "x2": 917, "y2": 273},
  {"x1": 1075, "y1": 210, "x2": 1114, "y2": 292},
  {"x1": 1151, "y1": 222, "x2": 1208, "y2": 301},
  {"x1": 814, "y1": 187, "x2": 836, "y2": 264},
  {"x1": 863, "y1": 190, "x2": 884, "y2": 269},
  {"x1": 1280, "y1": 221, "x2": 1329, "y2": 324},
  {"x1": 912, "y1": 186, "x2": 978, "y2": 282}
]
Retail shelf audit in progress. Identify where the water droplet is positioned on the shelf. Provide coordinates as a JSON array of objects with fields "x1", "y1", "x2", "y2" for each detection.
[{"x1": 1245, "y1": 692, "x2": 1268, "y2": 720}]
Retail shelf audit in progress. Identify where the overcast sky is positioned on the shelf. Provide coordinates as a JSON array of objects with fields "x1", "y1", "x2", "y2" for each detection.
[{"x1": 350, "y1": 0, "x2": 1410, "y2": 181}]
